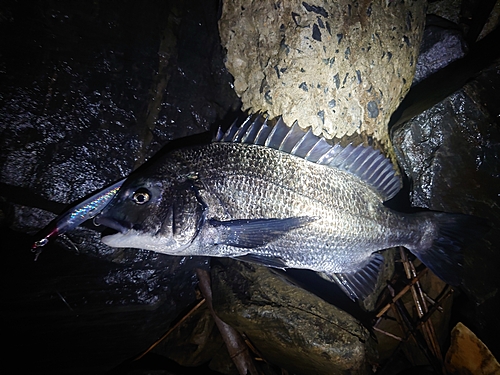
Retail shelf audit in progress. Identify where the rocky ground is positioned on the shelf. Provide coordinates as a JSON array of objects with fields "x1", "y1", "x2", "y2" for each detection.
[{"x1": 1, "y1": 1, "x2": 499, "y2": 374}]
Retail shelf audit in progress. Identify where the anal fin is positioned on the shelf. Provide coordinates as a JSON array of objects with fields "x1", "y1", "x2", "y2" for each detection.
[{"x1": 323, "y1": 253, "x2": 384, "y2": 301}]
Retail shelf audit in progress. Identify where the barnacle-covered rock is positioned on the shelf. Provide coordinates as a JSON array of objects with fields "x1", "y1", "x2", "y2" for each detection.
[{"x1": 219, "y1": 0, "x2": 426, "y2": 147}]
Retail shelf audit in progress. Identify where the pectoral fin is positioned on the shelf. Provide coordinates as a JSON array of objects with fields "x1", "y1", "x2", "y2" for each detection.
[
  {"x1": 209, "y1": 216, "x2": 315, "y2": 248},
  {"x1": 233, "y1": 254, "x2": 288, "y2": 269}
]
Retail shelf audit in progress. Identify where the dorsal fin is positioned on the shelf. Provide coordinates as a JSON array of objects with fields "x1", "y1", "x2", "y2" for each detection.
[{"x1": 215, "y1": 115, "x2": 401, "y2": 201}]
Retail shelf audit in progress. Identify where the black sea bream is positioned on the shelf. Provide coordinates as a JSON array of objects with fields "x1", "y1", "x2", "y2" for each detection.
[{"x1": 96, "y1": 116, "x2": 481, "y2": 300}]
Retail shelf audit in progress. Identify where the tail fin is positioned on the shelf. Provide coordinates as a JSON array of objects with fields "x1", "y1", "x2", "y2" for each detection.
[{"x1": 410, "y1": 213, "x2": 489, "y2": 286}]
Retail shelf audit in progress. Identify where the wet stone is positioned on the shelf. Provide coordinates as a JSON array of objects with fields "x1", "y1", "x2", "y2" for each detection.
[
  {"x1": 0, "y1": 1, "x2": 239, "y2": 373},
  {"x1": 391, "y1": 57, "x2": 500, "y2": 363},
  {"x1": 2, "y1": 1, "x2": 500, "y2": 373},
  {"x1": 413, "y1": 15, "x2": 467, "y2": 83},
  {"x1": 210, "y1": 259, "x2": 375, "y2": 375},
  {"x1": 219, "y1": 0, "x2": 426, "y2": 147}
]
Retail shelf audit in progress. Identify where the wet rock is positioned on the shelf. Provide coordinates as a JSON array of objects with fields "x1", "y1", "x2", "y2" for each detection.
[
  {"x1": 390, "y1": 17, "x2": 500, "y2": 367},
  {"x1": 219, "y1": 0, "x2": 426, "y2": 146},
  {"x1": 414, "y1": 15, "x2": 467, "y2": 83},
  {"x1": 0, "y1": 0, "x2": 239, "y2": 241},
  {"x1": 391, "y1": 68, "x2": 500, "y2": 354},
  {"x1": 371, "y1": 9, "x2": 500, "y2": 371},
  {"x1": 445, "y1": 322, "x2": 500, "y2": 375},
  {"x1": 390, "y1": 9, "x2": 499, "y2": 249},
  {"x1": 477, "y1": 1, "x2": 500, "y2": 40},
  {"x1": 0, "y1": 1, "x2": 239, "y2": 374},
  {"x1": 392, "y1": 87, "x2": 500, "y2": 213},
  {"x1": 426, "y1": 0, "x2": 462, "y2": 25},
  {"x1": 211, "y1": 259, "x2": 375, "y2": 375}
]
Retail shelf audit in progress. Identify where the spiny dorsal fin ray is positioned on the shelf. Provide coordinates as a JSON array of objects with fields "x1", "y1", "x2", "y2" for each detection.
[{"x1": 216, "y1": 115, "x2": 401, "y2": 201}]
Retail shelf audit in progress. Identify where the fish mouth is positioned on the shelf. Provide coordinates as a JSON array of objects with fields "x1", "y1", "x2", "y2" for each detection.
[{"x1": 94, "y1": 215, "x2": 132, "y2": 233}]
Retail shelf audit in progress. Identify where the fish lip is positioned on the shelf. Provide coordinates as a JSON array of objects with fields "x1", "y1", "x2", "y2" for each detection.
[{"x1": 94, "y1": 215, "x2": 132, "y2": 233}]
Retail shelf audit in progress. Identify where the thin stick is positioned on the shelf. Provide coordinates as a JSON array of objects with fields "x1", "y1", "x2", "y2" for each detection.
[
  {"x1": 407, "y1": 253, "x2": 443, "y2": 362},
  {"x1": 373, "y1": 326, "x2": 404, "y2": 341},
  {"x1": 399, "y1": 249, "x2": 444, "y2": 371},
  {"x1": 196, "y1": 268, "x2": 261, "y2": 375},
  {"x1": 376, "y1": 268, "x2": 428, "y2": 318},
  {"x1": 423, "y1": 293, "x2": 444, "y2": 312},
  {"x1": 387, "y1": 284, "x2": 442, "y2": 373},
  {"x1": 387, "y1": 285, "x2": 414, "y2": 361},
  {"x1": 134, "y1": 298, "x2": 206, "y2": 361},
  {"x1": 416, "y1": 286, "x2": 453, "y2": 328}
]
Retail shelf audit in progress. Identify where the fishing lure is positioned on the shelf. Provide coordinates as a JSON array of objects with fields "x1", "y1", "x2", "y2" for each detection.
[{"x1": 32, "y1": 178, "x2": 125, "y2": 249}]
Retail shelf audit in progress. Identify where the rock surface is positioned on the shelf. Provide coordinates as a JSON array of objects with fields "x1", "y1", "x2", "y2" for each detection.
[
  {"x1": 211, "y1": 259, "x2": 375, "y2": 375},
  {"x1": 1, "y1": 1, "x2": 500, "y2": 374},
  {"x1": 0, "y1": 1, "x2": 239, "y2": 374},
  {"x1": 445, "y1": 322, "x2": 500, "y2": 375},
  {"x1": 389, "y1": 8, "x2": 500, "y2": 365},
  {"x1": 219, "y1": 0, "x2": 425, "y2": 146}
]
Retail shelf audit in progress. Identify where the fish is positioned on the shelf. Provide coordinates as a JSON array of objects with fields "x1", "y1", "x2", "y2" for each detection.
[
  {"x1": 32, "y1": 178, "x2": 125, "y2": 249},
  {"x1": 95, "y1": 115, "x2": 486, "y2": 300}
]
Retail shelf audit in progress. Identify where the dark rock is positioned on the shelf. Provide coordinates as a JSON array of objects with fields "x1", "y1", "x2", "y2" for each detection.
[
  {"x1": 2, "y1": 1, "x2": 499, "y2": 374},
  {"x1": 0, "y1": 1, "x2": 239, "y2": 374},
  {"x1": 2, "y1": 225, "x2": 207, "y2": 374},
  {"x1": 211, "y1": 259, "x2": 375, "y2": 375},
  {"x1": 414, "y1": 15, "x2": 467, "y2": 83},
  {"x1": 391, "y1": 46, "x2": 500, "y2": 366},
  {"x1": 381, "y1": 10, "x2": 500, "y2": 370}
]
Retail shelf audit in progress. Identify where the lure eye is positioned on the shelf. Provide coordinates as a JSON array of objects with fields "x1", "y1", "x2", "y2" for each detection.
[{"x1": 132, "y1": 188, "x2": 151, "y2": 205}]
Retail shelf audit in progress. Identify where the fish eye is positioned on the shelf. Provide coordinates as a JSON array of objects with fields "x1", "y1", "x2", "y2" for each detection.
[{"x1": 132, "y1": 188, "x2": 151, "y2": 205}]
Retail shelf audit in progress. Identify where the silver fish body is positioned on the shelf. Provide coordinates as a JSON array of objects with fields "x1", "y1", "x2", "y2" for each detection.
[
  {"x1": 174, "y1": 143, "x2": 418, "y2": 268},
  {"x1": 96, "y1": 116, "x2": 482, "y2": 299}
]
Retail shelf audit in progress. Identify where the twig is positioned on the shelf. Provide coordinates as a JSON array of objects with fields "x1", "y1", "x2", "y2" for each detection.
[
  {"x1": 387, "y1": 284, "x2": 443, "y2": 373},
  {"x1": 196, "y1": 268, "x2": 261, "y2": 375},
  {"x1": 416, "y1": 286, "x2": 454, "y2": 329},
  {"x1": 375, "y1": 267, "x2": 428, "y2": 318},
  {"x1": 134, "y1": 298, "x2": 206, "y2": 361},
  {"x1": 399, "y1": 249, "x2": 443, "y2": 366},
  {"x1": 373, "y1": 326, "x2": 403, "y2": 341},
  {"x1": 423, "y1": 293, "x2": 444, "y2": 312}
]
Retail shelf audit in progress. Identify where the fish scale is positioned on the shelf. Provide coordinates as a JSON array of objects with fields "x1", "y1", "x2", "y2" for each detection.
[{"x1": 95, "y1": 115, "x2": 486, "y2": 300}]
